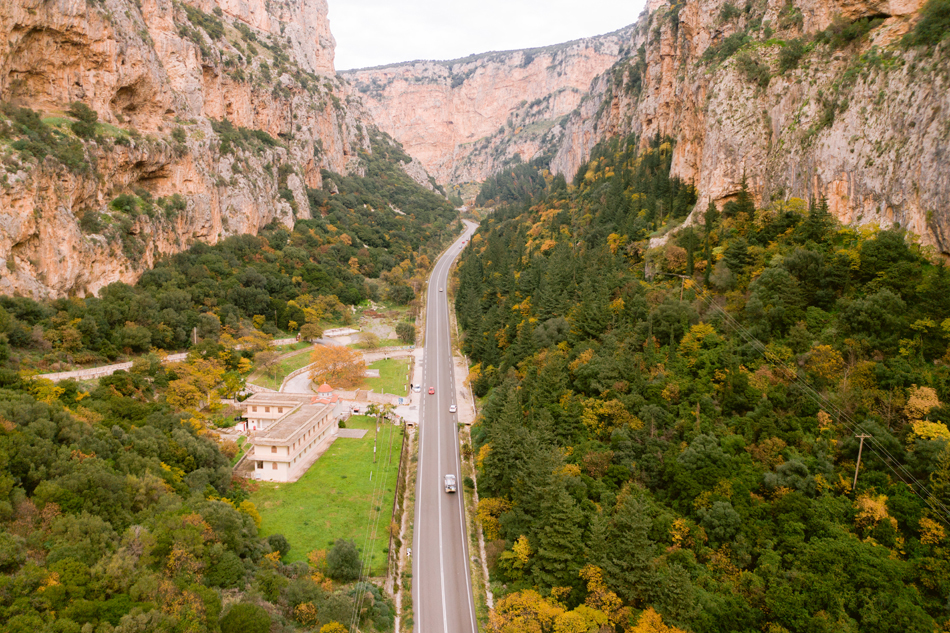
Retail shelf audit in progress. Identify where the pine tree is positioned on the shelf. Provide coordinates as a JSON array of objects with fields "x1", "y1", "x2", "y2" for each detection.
[
  {"x1": 531, "y1": 483, "x2": 584, "y2": 589},
  {"x1": 605, "y1": 492, "x2": 657, "y2": 606}
]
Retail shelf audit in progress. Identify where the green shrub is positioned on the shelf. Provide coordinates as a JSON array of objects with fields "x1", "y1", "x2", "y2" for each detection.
[
  {"x1": 903, "y1": 0, "x2": 950, "y2": 47},
  {"x1": 719, "y1": 2, "x2": 742, "y2": 22},
  {"x1": 326, "y1": 539, "x2": 361, "y2": 582},
  {"x1": 735, "y1": 52, "x2": 771, "y2": 88},
  {"x1": 181, "y1": 3, "x2": 224, "y2": 40},
  {"x1": 67, "y1": 101, "x2": 98, "y2": 138},
  {"x1": 267, "y1": 533, "x2": 291, "y2": 557},
  {"x1": 78, "y1": 211, "x2": 103, "y2": 234},
  {"x1": 220, "y1": 603, "x2": 270, "y2": 633},
  {"x1": 816, "y1": 15, "x2": 885, "y2": 49},
  {"x1": 1, "y1": 103, "x2": 90, "y2": 173},
  {"x1": 702, "y1": 32, "x2": 751, "y2": 63},
  {"x1": 159, "y1": 194, "x2": 187, "y2": 219},
  {"x1": 779, "y1": 38, "x2": 806, "y2": 72},
  {"x1": 110, "y1": 193, "x2": 141, "y2": 216}
]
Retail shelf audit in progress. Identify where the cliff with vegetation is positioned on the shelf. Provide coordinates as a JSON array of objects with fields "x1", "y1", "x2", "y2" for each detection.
[
  {"x1": 342, "y1": 29, "x2": 633, "y2": 193},
  {"x1": 0, "y1": 0, "x2": 428, "y2": 298},
  {"x1": 549, "y1": 0, "x2": 950, "y2": 255}
]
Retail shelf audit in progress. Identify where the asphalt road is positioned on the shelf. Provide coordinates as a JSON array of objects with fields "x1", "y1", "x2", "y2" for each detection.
[{"x1": 414, "y1": 221, "x2": 479, "y2": 633}]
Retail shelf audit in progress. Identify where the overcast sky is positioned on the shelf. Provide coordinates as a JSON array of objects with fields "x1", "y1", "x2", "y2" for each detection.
[{"x1": 330, "y1": 0, "x2": 647, "y2": 71}]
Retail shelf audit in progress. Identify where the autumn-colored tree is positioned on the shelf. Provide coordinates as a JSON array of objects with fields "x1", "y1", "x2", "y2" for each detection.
[
  {"x1": 488, "y1": 589, "x2": 564, "y2": 633},
  {"x1": 166, "y1": 356, "x2": 226, "y2": 412},
  {"x1": 630, "y1": 607, "x2": 687, "y2": 633},
  {"x1": 308, "y1": 345, "x2": 365, "y2": 388},
  {"x1": 580, "y1": 398, "x2": 641, "y2": 440},
  {"x1": 320, "y1": 623, "x2": 347, "y2": 633},
  {"x1": 906, "y1": 384, "x2": 940, "y2": 420},
  {"x1": 294, "y1": 602, "x2": 320, "y2": 627},
  {"x1": 477, "y1": 497, "x2": 512, "y2": 541},
  {"x1": 805, "y1": 344, "x2": 845, "y2": 386}
]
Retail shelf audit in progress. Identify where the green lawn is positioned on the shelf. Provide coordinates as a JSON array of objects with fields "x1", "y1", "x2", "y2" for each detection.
[
  {"x1": 252, "y1": 346, "x2": 316, "y2": 390},
  {"x1": 251, "y1": 415, "x2": 403, "y2": 575},
  {"x1": 361, "y1": 357, "x2": 410, "y2": 396}
]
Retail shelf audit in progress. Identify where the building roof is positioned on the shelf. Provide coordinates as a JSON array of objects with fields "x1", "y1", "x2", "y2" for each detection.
[
  {"x1": 317, "y1": 383, "x2": 333, "y2": 393},
  {"x1": 241, "y1": 393, "x2": 312, "y2": 406},
  {"x1": 253, "y1": 402, "x2": 335, "y2": 445}
]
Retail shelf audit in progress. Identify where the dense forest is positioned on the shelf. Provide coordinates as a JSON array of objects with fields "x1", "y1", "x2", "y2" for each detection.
[
  {"x1": 457, "y1": 135, "x2": 950, "y2": 631},
  {"x1": 0, "y1": 137, "x2": 458, "y2": 632}
]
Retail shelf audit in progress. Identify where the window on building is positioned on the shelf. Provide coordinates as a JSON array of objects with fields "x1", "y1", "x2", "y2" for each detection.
[
  {"x1": 272, "y1": 462, "x2": 277, "y2": 470},
  {"x1": 278, "y1": 407, "x2": 283, "y2": 413},
  {"x1": 252, "y1": 406, "x2": 257, "y2": 412},
  {"x1": 257, "y1": 461, "x2": 263, "y2": 469},
  {"x1": 271, "y1": 446, "x2": 277, "y2": 454},
  {"x1": 265, "y1": 407, "x2": 270, "y2": 413}
]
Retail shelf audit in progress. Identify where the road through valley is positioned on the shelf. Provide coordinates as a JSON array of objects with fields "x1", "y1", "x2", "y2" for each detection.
[{"x1": 414, "y1": 220, "x2": 479, "y2": 633}]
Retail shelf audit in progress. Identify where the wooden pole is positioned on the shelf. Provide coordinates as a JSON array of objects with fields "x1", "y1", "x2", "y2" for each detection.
[{"x1": 853, "y1": 433, "x2": 871, "y2": 489}]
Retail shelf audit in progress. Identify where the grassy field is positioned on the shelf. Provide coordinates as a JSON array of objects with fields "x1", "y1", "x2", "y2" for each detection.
[
  {"x1": 251, "y1": 346, "x2": 316, "y2": 390},
  {"x1": 362, "y1": 357, "x2": 410, "y2": 396},
  {"x1": 350, "y1": 337, "x2": 403, "y2": 350},
  {"x1": 251, "y1": 415, "x2": 403, "y2": 574}
]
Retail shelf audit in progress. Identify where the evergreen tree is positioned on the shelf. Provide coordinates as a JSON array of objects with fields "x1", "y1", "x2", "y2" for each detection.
[
  {"x1": 605, "y1": 493, "x2": 657, "y2": 606},
  {"x1": 531, "y1": 483, "x2": 584, "y2": 589}
]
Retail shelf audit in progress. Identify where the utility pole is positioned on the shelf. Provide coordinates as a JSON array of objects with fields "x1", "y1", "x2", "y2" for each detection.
[{"x1": 853, "y1": 433, "x2": 871, "y2": 489}]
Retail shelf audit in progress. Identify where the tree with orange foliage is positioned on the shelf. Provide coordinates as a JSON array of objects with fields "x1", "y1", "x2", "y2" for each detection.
[
  {"x1": 308, "y1": 345, "x2": 366, "y2": 388},
  {"x1": 630, "y1": 607, "x2": 687, "y2": 633}
]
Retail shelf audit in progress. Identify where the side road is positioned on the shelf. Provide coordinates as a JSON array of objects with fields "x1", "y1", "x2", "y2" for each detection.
[{"x1": 37, "y1": 337, "x2": 301, "y2": 382}]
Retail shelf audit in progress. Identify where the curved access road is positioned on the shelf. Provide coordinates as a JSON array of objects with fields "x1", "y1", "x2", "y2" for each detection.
[{"x1": 414, "y1": 220, "x2": 479, "y2": 633}]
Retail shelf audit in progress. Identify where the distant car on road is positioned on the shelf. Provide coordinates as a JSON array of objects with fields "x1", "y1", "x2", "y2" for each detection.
[
  {"x1": 444, "y1": 474, "x2": 457, "y2": 493},
  {"x1": 413, "y1": 385, "x2": 421, "y2": 393},
  {"x1": 439, "y1": 287, "x2": 443, "y2": 292},
  {"x1": 428, "y1": 386, "x2": 435, "y2": 394},
  {"x1": 449, "y1": 404, "x2": 457, "y2": 413}
]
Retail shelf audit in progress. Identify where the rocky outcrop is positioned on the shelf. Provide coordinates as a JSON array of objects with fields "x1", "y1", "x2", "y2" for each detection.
[
  {"x1": 342, "y1": 30, "x2": 633, "y2": 188},
  {"x1": 0, "y1": 0, "x2": 375, "y2": 297},
  {"x1": 549, "y1": 0, "x2": 950, "y2": 254}
]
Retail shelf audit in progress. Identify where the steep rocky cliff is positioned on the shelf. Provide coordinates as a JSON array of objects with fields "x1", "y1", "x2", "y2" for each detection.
[
  {"x1": 342, "y1": 30, "x2": 633, "y2": 190},
  {"x1": 0, "y1": 0, "x2": 377, "y2": 298},
  {"x1": 549, "y1": 0, "x2": 950, "y2": 254}
]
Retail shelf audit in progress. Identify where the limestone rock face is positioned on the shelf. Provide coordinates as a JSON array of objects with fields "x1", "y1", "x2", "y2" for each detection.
[
  {"x1": 548, "y1": 0, "x2": 949, "y2": 254},
  {"x1": 342, "y1": 29, "x2": 633, "y2": 187},
  {"x1": 0, "y1": 0, "x2": 373, "y2": 297}
]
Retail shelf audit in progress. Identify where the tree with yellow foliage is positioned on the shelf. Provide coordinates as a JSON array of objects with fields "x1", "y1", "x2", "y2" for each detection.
[{"x1": 630, "y1": 607, "x2": 687, "y2": 633}]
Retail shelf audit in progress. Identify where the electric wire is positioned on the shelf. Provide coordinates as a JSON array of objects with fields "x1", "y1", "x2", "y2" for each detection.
[
  {"x1": 682, "y1": 283, "x2": 950, "y2": 525},
  {"x1": 348, "y1": 415, "x2": 399, "y2": 633}
]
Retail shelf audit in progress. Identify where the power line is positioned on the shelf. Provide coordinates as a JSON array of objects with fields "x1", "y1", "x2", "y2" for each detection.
[
  {"x1": 349, "y1": 416, "x2": 399, "y2": 633},
  {"x1": 690, "y1": 287, "x2": 950, "y2": 525}
]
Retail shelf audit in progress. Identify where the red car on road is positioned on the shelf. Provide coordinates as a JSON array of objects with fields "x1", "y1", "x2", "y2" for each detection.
[{"x1": 428, "y1": 387, "x2": 435, "y2": 394}]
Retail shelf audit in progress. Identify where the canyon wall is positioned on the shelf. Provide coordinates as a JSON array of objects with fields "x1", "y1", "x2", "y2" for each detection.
[
  {"x1": 0, "y1": 0, "x2": 373, "y2": 298},
  {"x1": 549, "y1": 0, "x2": 950, "y2": 254},
  {"x1": 342, "y1": 30, "x2": 633, "y2": 189}
]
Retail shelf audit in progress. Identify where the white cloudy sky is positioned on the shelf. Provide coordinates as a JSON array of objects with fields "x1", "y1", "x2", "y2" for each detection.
[{"x1": 329, "y1": 0, "x2": 647, "y2": 70}]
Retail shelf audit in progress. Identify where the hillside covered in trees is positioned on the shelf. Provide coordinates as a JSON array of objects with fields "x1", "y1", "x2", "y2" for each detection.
[
  {"x1": 0, "y1": 140, "x2": 458, "y2": 632},
  {"x1": 456, "y1": 136, "x2": 950, "y2": 631}
]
